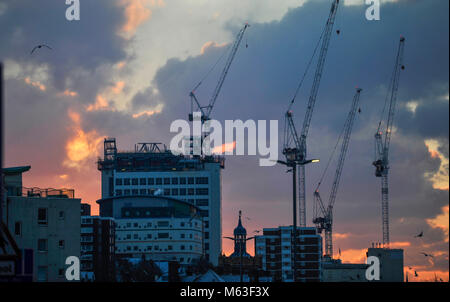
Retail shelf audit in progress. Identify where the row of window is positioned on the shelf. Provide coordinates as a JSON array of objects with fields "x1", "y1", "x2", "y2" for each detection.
[
  {"x1": 115, "y1": 187, "x2": 209, "y2": 197},
  {"x1": 117, "y1": 232, "x2": 205, "y2": 241},
  {"x1": 116, "y1": 177, "x2": 209, "y2": 186},
  {"x1": 118, "y1": 220, "x2": 209, "y2": 229},
  {"x1": 121, "y1": 244, "x2": 197, "y2": 251}
]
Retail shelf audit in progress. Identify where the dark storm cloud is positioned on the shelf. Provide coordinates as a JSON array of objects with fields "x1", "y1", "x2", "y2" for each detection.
[{"x1": 0, "y1": 0, "x2": 127, "y2": 95}]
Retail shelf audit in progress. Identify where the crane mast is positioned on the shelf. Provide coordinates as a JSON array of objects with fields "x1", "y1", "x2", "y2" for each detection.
[
  {"x1": 284, "y1": 0, "x2": 340, "y2": 227},
  {"x1": 313, "y1": 88, "x2": 362, "y2": 258},
  {"x1": 373, "y1": 36, "x2": 405, "y2": 247}
]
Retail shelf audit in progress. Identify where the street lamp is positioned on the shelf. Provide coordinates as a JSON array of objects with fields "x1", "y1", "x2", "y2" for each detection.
[{"x1": 275, "y1": 154, "x2": 319, "y2": 281}]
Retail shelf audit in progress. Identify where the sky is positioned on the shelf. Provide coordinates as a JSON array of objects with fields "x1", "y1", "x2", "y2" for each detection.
[{"x1": 1, "y1": 0, "x2": 448, "y2": 281}]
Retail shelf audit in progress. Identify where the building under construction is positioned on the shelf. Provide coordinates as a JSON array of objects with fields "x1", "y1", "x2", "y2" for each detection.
[{"x1": 97, "y1": 138, "x2": 224, "y2": 266}]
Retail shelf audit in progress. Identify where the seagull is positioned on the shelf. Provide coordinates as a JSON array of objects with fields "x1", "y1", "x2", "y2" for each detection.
[
  {"x1": 30, "y1": 44, "x2": 52, "y2": 55},
  {"x1": 414, "y1": 231, "x2": 424, "y2": 238},
  {"x1": 254, "y1": 230, "x2": 260, "y2": 234},
  {"x1": 420, "y1": 252, "x2": 434, "y2": 258},
  {"x1": 414, "y1": 271, "x2": 419, "y2": 277}
]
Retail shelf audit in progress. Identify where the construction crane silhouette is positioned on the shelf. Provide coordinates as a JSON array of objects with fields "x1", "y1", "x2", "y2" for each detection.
[
  {"x1": 186, "y1": 23, "x2": 249, "y2": 156},
  {"x1": 283, "y1": 0, "x2": 340, "y2": 228},
  {"x1": 189, "y1": 23, "x2": 249, "y2": 123},
  {"x1": 373, "y1": 36, "x2": 406, "y2": 248},
  {"x1": 313, "y1": 88, "x2": 363, "y2": 259}
]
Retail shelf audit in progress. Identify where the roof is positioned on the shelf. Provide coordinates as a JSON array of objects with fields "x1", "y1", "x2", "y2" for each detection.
[
  {"x1": 2, "y1": 166, "x2": 31, "y2": 175},
  {"x1": 233, "y1": 210, "x2": 247, "y2": 236}
]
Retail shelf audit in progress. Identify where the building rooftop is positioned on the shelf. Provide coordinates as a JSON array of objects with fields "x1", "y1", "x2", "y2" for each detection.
[{"x1": 2, "y1": 165, "x2": 31, "y2": 175}]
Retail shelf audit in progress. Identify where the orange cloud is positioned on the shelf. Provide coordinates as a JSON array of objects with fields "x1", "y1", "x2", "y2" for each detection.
[
  {"x1": 116, "y1": 61, "x2": 126, "y2": 69},
  {"x1": 119, "y1": 0, "x2": 164, "y2": 37},
  {"x1": 212, "y1": 141, "x2": 237, "y2": 154},
  {"x1": 132, "y1": 104, "x2": 163, "y2": 118},
  {"x1": 427, "y1": 205, "x2": 450, "y2": 241},
  {"x1": 112, "y1": 81, "x2": 125, "y2": 94},
  {"x1": 86, "y1": 95, "x2": 110, "y2": 112},
  {"x1": 200, "y1": 41, "x2": 228, "y2": 55},
  {"x1": 24, "y1": 77, "x2": 46, "y2": 91},
  {"x1": 63, "y1": 90, "x2": 78, "y2": 97},
  {"x1": 64, "y1": 110, "x2": 104, "y2": 170},
  {"x1": 334, "y1": 233, "x2": 350, "y2": 239},
  {"x1": 339, "y1": 248, "x2": 367, "y2": 264}
]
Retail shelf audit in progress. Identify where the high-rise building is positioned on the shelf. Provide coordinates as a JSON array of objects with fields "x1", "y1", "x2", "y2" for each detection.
[
  {"x1": 254, "y1": 226, "x2": 322, "y2": 282},
  {"x1": 1, "y1": 166, "x2": 80, "y2": 282},
  {"x1": 80, "y1": 215, "x2": 116, "y2": 281},
  {"x1": 367, "y1": 244, "x2": 404, "y2": 282},
  {"x1": 97, "y1": 138, "x2": 224, "y2": 266}
]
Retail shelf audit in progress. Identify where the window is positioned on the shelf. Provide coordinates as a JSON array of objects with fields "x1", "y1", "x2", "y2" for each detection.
[
  {"x1": 134, "y1": 246, "x2": 138, "y2": 251},
  {"x1": 164, "y1": 178, "x2": 170, "y2": 185},
  {"x1": 124, "y1": 189, "x2": 130, "y2": 196},
  {"x1": 171, "y1": 178, "x2": 178, "y2": 185},
  {"x1": 188, "y1": 177, "x2": 194, "y2": 184},
  {"x1": 147, "y1": 234, "x2": 152, "y2": 239},
  {"x1": 181, "y1": 245, "x2": 185, "y2": 250},
  {"x1": 147, "y1": 246, "x2": 152, "y2": 251},
  {"x1": 140, "y1": 178, "x2": 147, "y2": 185},
  {"x1": 148, "y1": 178, "x2": 155, "y2": 185},
  {"x1": 132, "y1": 189, "x2": 138, "y2": 195},
  {"x1": 37, "y1": 208, "x2": 47, "y2": 225},
  {"x1": 168, "y1": 245, "x2": 173, "y2": 250},
  {"x1": 181, "y1": 234, "x2": 185, "y2": 239},
  {"x1": 196, "y1": 199, "x2": 209, "y2": 206},
  {"x1": 204, "y1": 232, "x2": 209, "y2": 239},
  {"x1": 179, "y1": 177, "x2": 186, "y2": 184},
  {"x1": 158, "y1": 233, "x2": 169, "y2": 239},
  {"x1": 132, "y1": 178, "x2": 138, "y2": 185},
  {"x1": 115, "y1": 189, "x2": 123, "y2": 196},
  {"x1": 134, "y1": 234, "x2": 139, "y2": 240},
  {"x1": 58, "y1": 268, "x2": 64, "y2": 277},
  {"x1": 115, "y1": 178, "x2": 123, "y2": 186},
  {"x1": 59, "y1": 211, "x2": 65, "y2": 220},
  {"x1": 14, "y1": 222, "x2": 21, "y2": 236},
  {"x1": 180, "y1": 188, "x2": 186, "y2": 196},
  {"x1": 196, "y1": 177, "x2": 209, "y2": 184},
  {"x1": 200, "y1": 210, "x2": 209, "y2": 217},
  {"x1": 127, "y1": 234, "x2": 131, "y2": 239},
  {"x1": 38, "y1": 239, "x2": 48, "y2": 252},
  {"x1": 196, "y1": 188, "x2": 209, "y2": 195},
  {"x1": 171, "y1": 188, "x2": 178, "y2": 196},
  {"x1": 164, "y1": 189, "x2": 170, "y2": 196},
  {"x1": 140, "y1": 189, "x2": 147, "y2": 195},
  {"x1": 157, "y1": 221, "x2": 169, "y2": 227},
  {"x1": 124, "y1": 178, "x2": 131, "y2": 185},
  {"x1": 58, "y1": 240, "x2": 65, "y2": 249},
  {"x1": 188, "y1": 188, "x2": 194, "y2": 195},
  {"x1": 156, "y1": 178, "x2": 162, "y2": 185}
]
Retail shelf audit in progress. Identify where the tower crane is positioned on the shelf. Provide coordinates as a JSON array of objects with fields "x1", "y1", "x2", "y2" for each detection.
[
  {"x1": 189, "y1": 23, "x2": 249, "y2": 124},
  {"x1": 283, "y1": 0, "x2": 340, "y2": 227},
  {"x1": 313, "y1": 88, "x2": 362, "y2": 259},
  {"x1": 373, "y1": 36, "x2": 405, "y2": 248}
]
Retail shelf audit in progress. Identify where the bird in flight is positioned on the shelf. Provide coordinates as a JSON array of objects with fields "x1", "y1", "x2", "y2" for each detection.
[
  {"x1": 414, "y1": 231, "x2": 424, "y2": 238},
  {"x1": 30, "y1": 44, "x2": 52, "y2": 55},
  {"x1": 420, "y1": 252, "x2": 434, "y2": 258}
]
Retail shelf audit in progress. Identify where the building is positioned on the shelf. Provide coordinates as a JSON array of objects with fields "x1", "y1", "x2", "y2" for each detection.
[
  {"x1": 97, "y1": 194, "x2": 203, "y2": 267},
  {"x1": 80, "y1": 203, "x2": 91, "y2": 216},
  {"x1": 97, "y1": 138, "x2": 223, "y2": 265},
  {"x1": 218, "y1": 211, "x2": 262, "y2": 281},
  {"x1": 367, "y1": 244, "x2": 404, "y2": 282},
  {"x1": 1, "y1": 166, "x2": 80, "y2": 282},
  {"x1": 80, "y1": 214, "x2": 116, "y2": 281},
  {"x1": 255, "y1": 226, "x2": 322, "y2": 282},
  {"x1": 322, "y1": 258, "x2": 369, "y2": 282}
]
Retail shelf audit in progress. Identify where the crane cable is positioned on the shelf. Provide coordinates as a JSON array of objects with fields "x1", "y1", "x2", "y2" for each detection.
[
  {"x1": 287, "y1": 25, "x2": 327, "y2": 112},
  {"x1": 191, "y1": 43, "x2": 233, "y2": 93},
  {"x1": 314, "y1": 119, "x2": 346, "y2": 192}
]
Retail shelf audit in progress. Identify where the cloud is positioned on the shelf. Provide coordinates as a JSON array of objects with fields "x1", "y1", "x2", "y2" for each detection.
[
  {"x1": 63, "y1": 110, "x2": 104, "y2": 170},
  {"x1": 200, "y1": 41, "x2": 228, "y2": 55},
  {"x1": 427, "y1": 205, "x2": 449, "y2": 242}
]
